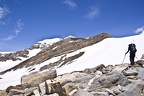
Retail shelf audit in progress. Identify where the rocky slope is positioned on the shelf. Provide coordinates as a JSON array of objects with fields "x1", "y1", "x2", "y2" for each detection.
[
  {"x1": 0, "y1": 60, "x2": 144, "y2": 96},
  {"x1": 0, "y1": 33, "x2": 111, "y2": 74},
  {"x1": 0, "y1": 38, "x2": 61, "y2": 62}
]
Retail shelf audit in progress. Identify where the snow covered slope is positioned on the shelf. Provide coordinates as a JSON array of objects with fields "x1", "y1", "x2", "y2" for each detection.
[
  {"x1": 0, "y1": 38, "x2": 61, "y2": 72},
  {"x1": 57, "y1": 32, "x2": 144, "y2": 75},
  {"x1": 0, "y1": 33, "x2": 144, "y2": 89}
]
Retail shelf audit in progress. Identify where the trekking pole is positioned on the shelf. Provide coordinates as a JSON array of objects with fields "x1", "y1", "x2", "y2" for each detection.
[
  {"x1": 122, "y1": 54, "x2": 126, "y2": 64},
  {"x1": 122, "y1": 54, "x2": 130, "y2": 72},
  {"x1": 136, "y1": 56, "x2": 139, "y2": 61}
]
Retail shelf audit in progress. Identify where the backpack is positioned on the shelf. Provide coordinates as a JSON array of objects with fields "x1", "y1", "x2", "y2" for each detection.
[{"x1": 129, "y1": 43, "x2": 137, "y2": 52}]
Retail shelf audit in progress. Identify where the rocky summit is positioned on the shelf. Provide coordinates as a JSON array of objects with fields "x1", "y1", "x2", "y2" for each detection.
[{"x1": 0, "y1": 32, "x2": 144, "y2": 96}]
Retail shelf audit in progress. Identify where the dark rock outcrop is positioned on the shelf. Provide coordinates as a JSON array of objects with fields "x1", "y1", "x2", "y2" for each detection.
[{"x1": 0, "y1": 50, "x2": 29, "y2": 61}]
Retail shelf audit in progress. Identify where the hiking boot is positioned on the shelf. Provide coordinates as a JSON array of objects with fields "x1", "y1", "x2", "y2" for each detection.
[{"x1": 129, "y1": 64, "x2": 133, "y2": 68}]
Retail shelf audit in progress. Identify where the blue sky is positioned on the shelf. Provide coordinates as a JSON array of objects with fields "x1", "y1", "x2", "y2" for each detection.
[{"x1": 0, "y1": 0, "x2": 144, "y2": 52}]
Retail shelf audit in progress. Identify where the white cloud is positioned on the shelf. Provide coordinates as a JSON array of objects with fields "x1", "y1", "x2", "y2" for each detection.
[
  {"x1": 2, "y1": 19, "x2": 24, "y2": 41},
  {"x1": 63, "y1": 0, "x2": 77, "y2": 10},
  {"x1": 135, "y1": 26, "x2": 144, "y2": 34},
  {"x1": 85, "y1": 7, "x2": 99, "y2": 20},
  {"x1": 0, "y1": 7, "x2": 9, "y2": 20},
  {"x1": 14, "y1": 19, "x2": 24, "y2": 35},
  {"x1": 0, "y1": 6, "x2": 10, "y2": 25},
  {"x1": 3, "y1": 35, "x2": 15, "y2": 41}
]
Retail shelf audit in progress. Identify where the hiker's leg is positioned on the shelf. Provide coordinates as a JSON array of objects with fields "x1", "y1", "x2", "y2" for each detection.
[
  {"x1": 130, "y1": 54, "x2": 135, "y2": 65},
  {"x1": 130, "y1": 59, "x2": 134, "y2": 65}
]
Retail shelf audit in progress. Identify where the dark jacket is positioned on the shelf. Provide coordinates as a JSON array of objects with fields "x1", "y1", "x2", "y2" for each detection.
[{"x1": 125, "y1": 43, "x2": 137, "y2": 54}]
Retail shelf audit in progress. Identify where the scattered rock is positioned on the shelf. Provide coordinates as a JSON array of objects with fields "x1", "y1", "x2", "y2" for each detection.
[
  {"x1": 45, "y1": 80, "x2": 67, "y2": 96},
  {"x1": 7, "y1": 89, "x2": 24, "y2": 96},
  {"x1": 6, "y1": 85, "x2": 21, "y2": 93},
  {"x1": 21, "y1": 69, "x2": 57, "y2": 88},
  {"x1": 74, "y1": 90, "x2": 94, "y2": 96},
  {"x1": 117, "y1": 79, "x2": 144, "y2": 96},
  {"x1": 0, "y1": 90, "x2": 7, "y2": 96},
  {"x1": 141, "y1": 54, "x2": 144, "y2": 59},
  {"x1": 3, "y1": 59, "x2": 144, "y2": 96},
  {"x1": 122, "y1": 69, "x2": 138, "y2": 76}
]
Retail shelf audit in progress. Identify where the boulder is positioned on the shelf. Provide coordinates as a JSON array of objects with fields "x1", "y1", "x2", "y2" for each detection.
[
  {"x1": 111, "y1": 63, "x2": 129, "y2": 73},
  {"x1": 98, "y1": 72, "x2": 130, "y2": 87},
  {"x1": 24, "y1": 87, "x2": 38, "y2": 96},
  {"x1": 7, "y1": 89, "x2": 24, "y2": 96},
  {"x1": 92, "y1": 91, "x2": 109, "y2": 96},
  {"x1": 117, "y1": 79, "x2": 144, "y2": 96},
  {"x1": 55, "y1": 72, "x2": 94, "y2": 87},
  {"x1": 45, "y1": 80, "x2": 67, "y2": 96},
  {"x1": 102, "y1": 65, "x2": 114, "y2": 74},
  {"x1": 6, "y1": 85, "x2": 21, "y2": 93},
  {"x1": 63, "y1": 83, "x2": 78, "y2": 95},
  {"x1": 68, "y1": 89, "x2": 78, "y2": 96},
  {"x1": 88, "y1": 72, "x2": 130, "y2": 91},
  {"x1": 74, "y1": 90, "x2": 94, "y2": 96},
  {"x1": 135, "y1": 60, "x2": 144, "y2": 67},
  {"x1": 33, "y1": 88, "x2": 41, "y2": 96},
  {"x1": 0, "y1": 90, "x2": 7, "y2": 96},
  {"x1": 39, "y1": 82, "x2": 46, "y2": 95},
  {"x1": 122, "y1": 69, "x2": 138, "y2": 76},
  {"x1": 21, "y1": 69, "x2": 57, "y2": 88},
  {"x1": 137, "y1": 67, "x2": 144, "y2": 80}
]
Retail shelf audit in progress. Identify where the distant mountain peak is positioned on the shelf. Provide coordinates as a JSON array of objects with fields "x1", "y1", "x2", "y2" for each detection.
[
  {"x1": 38, "y1": 38, "x2": 62, "y2": 44},
  {"x1": 30, "y1": 38, "x2": 62, "y2": 50},
  {"x1": 64, "y1": 35, "x2": 76, "y2": 39}
]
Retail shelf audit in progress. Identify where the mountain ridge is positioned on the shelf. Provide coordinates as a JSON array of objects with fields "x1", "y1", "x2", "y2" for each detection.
[{"x1": 0, "y1": 33, "x2": 111, "y2": 74}]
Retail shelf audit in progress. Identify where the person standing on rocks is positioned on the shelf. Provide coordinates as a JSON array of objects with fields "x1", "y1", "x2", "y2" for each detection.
[{"x1": 125, "y1": 43, "x2": 137, "y2": 66}]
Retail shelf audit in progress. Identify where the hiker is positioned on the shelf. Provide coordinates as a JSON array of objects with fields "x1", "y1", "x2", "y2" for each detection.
[{"x1": 125, "y1": 43, "x2": 137, "y2": 65}]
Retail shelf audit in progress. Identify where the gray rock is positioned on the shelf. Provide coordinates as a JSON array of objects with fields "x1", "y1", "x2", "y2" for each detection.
[
  {"x1": 24, "y1": 87, "x2": 38, "y2": 96},
  {"x1": 7, "y1": 89, "x2": 24, "y2": 96},
  {"x1": 111, "y1": 63, "x2": 129, "y2": 73},
  {"x1": 33, "y1": 88, "x2": 41, "y2": 96},
  {"x1": 21, "y1": 69, "x2": 57, "y2": 88},
  {"x1": 92, "y1": 91, "x2": 109, "y2": 96},
  {"x1": 39, "y1": 82, "x2": 46, "y2": 95},
  {"x1": 47, "y1": 93, "x2": 59, "y2": 96},
  {"x1": 45, "y1": 80, "x2": 67, "y2": 96},
  {"x1": 123, "y1": 69, "x2": 138, "y2": 76},
  {"x1": 102, "y1": 72, "x2": 130, "y2": 86},
  {"x1": 0, "y1": 90, "x2": 7, "y2": 96},
  {"x1": 74, "y1": 90, "x2": 94, "y2": 96},
  {"x1": 69, "y1": 89, "x2": 78, "y2": 96},
  {"x1": 88, "y1": 72, "x2": 130, "y2": 91},
  {"x1": 63, "y1": 83, "x2": 78, "y2": 95},
  {"x1": 117, "y1": 79, "x2": 144, "y2": 96},
  {"x1": 137, "y1": 67, "x2": 144, "y2": 80}
]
